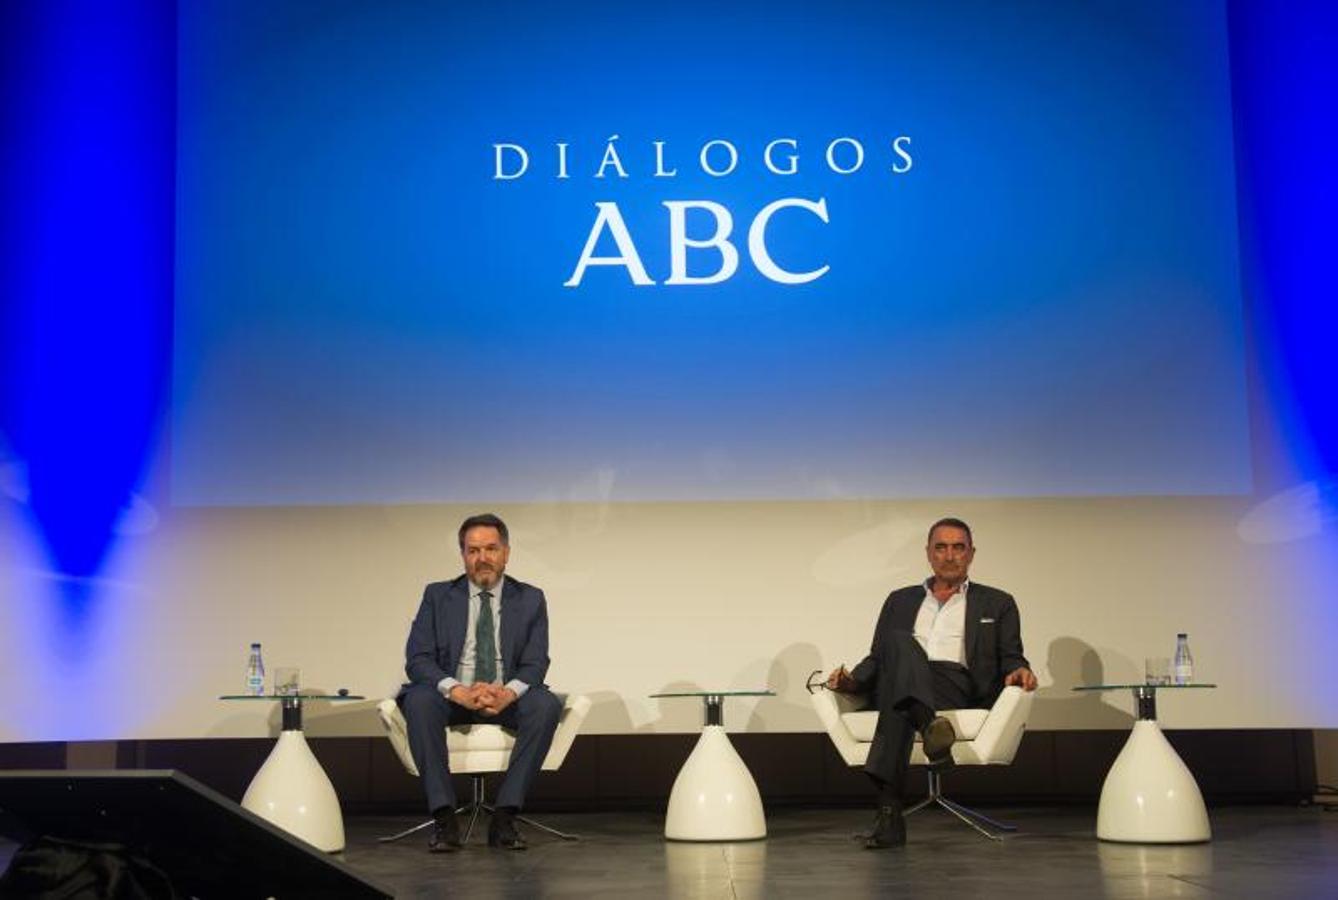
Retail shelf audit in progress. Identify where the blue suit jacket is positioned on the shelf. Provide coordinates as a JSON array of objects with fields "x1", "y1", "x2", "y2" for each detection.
[{"x1": 399, "y1": 574, "x2": 551, "y2": 695}]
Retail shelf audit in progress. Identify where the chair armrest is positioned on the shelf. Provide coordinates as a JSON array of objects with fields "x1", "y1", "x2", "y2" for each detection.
[
  {"x1": 377, "y1": 698, "x2": 419, "y2": 777},
  {"x1": 964, "y1": 685, "x2": 1033, "y2": 765},
  {"x1": 542, "y1": 693, "x2": 591, "y2": 770},
  {"x1": 810, "y1": 688, "x2": 871, "y2": 767}
]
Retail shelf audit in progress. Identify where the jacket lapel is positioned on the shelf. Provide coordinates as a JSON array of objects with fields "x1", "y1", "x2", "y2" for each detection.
[
  {"x1": 895, "y1": 593, "x2": 919, "y2": 631},
  {"x1": 447, "y1": 578, "x2": 469, "y2": 675},
  {"x1": 964, "y1": 583, "x2": 981, "y2": 667},
  {"x1": 498, "y1": 577, "x2": 517, "y2": 680}
]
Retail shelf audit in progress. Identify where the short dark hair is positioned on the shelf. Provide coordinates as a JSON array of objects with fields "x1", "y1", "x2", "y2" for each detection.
[
  {"x1": 927, "y1": 517, "x2": 973, "y2": 547},
  {"x1": 458, "y1": 513, "x2": 509, "y2": 550}
]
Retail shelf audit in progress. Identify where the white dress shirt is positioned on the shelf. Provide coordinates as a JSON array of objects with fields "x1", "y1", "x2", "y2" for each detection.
[{"x1": 913, "y1": 578, "x2": 969, "y2": 665}]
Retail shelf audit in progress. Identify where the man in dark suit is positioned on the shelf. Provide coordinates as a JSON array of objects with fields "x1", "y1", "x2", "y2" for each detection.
[
  {"x1": 398, "y1": 513, "x2": 563, "y2": 852},
  {"x1": 827, "y1": 517, "x2": 1037, "y2": 848}
]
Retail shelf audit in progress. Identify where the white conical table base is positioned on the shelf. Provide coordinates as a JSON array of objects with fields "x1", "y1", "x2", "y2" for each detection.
[
  {"x1": 664, "y1": 725, "x2": 767, "y2": 841},
  {"x1": 242, "y1": 730, "x2": 347, "y2": 852},
  {"x1": 1097, "y1": 720, "x2": 1211, "y2": 843}
]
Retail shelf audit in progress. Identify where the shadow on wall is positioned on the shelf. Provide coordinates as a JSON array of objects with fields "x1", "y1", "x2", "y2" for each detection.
[
  {"x1": 1030, "y1": 636, "x2": 1135, "y2": 730},
  {"x1": 584, "y1": 682, "x2": 704, "y2": 734},
  {"x1": 299, "y1": 699, "x2": 386, "y2": 738},
  {"x1": 745, "y1": 643, "x2": 825, "y2": 733},
  {"x1": 580, "y1": 643, "x2": 828, "y2": 734},
  {"x1": 636, "y1": 643, "x2": 828, "y2": 734},
  {"x1": 644, "y1": 680, "x2": 713, "y2": 732},
  {"x1": 582, "y1": 690, "x2": 637, "y2": 733}
]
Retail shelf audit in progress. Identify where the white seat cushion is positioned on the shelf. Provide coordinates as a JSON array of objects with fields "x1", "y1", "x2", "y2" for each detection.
[
  {"x1": 840, "y1": 706, "x2": 990, "y2": 743},
  {"x1": 445, "y1": 723, "x2": 515, "y2": 752}
]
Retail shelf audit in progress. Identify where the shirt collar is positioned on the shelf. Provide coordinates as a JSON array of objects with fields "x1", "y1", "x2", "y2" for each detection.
[
  {"x1": 923, "y1": 577, "x2": 970, "y2": 599},
  {"x1": 469, "y1": 576, "x2": 505, "y2": 600}
]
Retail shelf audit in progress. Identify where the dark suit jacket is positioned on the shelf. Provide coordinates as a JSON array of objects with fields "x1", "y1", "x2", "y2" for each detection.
[
  {"x1": 399, "y1": 574, "x2": 550, "y2": 695},
  {"x1": 850, "y1": 581, "x2": 1028, "y2": 707}
]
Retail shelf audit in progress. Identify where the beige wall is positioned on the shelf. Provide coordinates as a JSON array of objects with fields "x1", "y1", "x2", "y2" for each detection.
[{"x1": 4, "y1": 484, "x2": 1335, "y2": 741}]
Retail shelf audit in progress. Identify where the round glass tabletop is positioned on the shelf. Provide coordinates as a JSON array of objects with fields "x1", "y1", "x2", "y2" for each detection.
[
  {"x1": 1071, "y1": 684, "x2": 1216, "y2": 692},
  {"x1": 1073, "y1": 682, "x2": 1215, "y2": 721},
  {"x1": 218, "y1": 693, "x2": 366, "y2": 700},
  {"x1": 649, "y1": 690, "x2": 775, "y2": 698},
  {"x1": 219, "y1": 692, "x2": 365, "y2": 731},
  {"x1": 649, "y1": 690, "x2": 773, "y2": 727}
]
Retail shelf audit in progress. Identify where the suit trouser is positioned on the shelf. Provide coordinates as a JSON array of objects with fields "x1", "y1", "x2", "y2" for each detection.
[
  {"x1": 399, "y1": 683, "x2": 563, "y2": 814},
  {"x1": 864, "y1": 630, "x2": 986, "y2": 790}
]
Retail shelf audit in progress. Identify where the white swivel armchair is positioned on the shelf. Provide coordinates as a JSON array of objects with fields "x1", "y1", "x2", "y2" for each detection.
[
  {"x1": 378, "y1": 692, "x2": 592, "y2": 844},
  {"x1": 812, "y1": 683, "x2": 1033, "y2": 840}
]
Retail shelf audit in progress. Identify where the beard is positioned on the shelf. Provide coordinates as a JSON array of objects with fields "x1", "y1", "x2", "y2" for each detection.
[{"x1": 471, "y1": 565, "x2": 501, "y2": 587}]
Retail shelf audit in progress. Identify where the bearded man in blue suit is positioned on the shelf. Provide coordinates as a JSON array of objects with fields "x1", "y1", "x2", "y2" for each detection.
[{"x1": 398, "y1": 513, "x2": 562, "y2": 852}]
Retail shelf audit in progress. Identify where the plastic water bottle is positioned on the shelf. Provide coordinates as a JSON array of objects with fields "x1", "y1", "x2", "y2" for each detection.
[
  {"x1": 246, "y1": 643, "x2": 266, "y2": 695},
  {"x1": 1173, "y1": 633, "x2": 1194, "y2": 685}
]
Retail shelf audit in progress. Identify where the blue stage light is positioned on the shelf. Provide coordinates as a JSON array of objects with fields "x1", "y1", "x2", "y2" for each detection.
[
  {"x1": 0, "y1": 0, "x2": 174, "y2": 614},
  {"x1": 1229, "y1": 0, "x2": 1338, "y2": 491}
]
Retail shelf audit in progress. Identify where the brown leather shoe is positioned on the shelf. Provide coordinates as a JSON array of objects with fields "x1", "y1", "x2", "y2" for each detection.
[
  {"x1": 864, "y1": 805, "x2": 906, "y2": 849},
  {"x1": 921, "y1": 716, "x2": 957, "y2": 770}
]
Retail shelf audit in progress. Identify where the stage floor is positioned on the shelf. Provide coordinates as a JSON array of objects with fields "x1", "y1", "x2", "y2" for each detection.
[
  {"x1": 342, "y1": 804, "x2": 1336, "y2": 899},
  {"x1": 4, "y1": 805, "x2": 1337, "y2": 897}
]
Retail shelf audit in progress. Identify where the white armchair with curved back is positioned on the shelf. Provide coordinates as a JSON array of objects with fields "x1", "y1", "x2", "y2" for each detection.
[
  {"x1": 812, "y1": 683, "x2": 1033, "y2": 840},
  {"x1": 377, "y1": 692, "x2": 592, "y2": 844}
]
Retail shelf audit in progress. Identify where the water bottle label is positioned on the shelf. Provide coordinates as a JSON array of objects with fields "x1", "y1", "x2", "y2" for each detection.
[{"x1": 247, "y1": 647, "x2": 265, "y2": 695}]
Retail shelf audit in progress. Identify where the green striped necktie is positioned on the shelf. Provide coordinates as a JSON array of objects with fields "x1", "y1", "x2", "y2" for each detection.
[{"x1": 475, "y1": 590, "x2": 497, "y2": 683}]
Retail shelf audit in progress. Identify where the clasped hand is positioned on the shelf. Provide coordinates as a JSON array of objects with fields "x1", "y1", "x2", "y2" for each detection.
[{"x1": 449, "y1": 682, "x2": 517, "y2": 715}]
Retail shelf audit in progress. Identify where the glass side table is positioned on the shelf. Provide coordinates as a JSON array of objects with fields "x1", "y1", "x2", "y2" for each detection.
[
  {"x1": 220, "y1": 693, "x2": 365, "y2": 852},
  {"x1": 649, "y1": 690, "x2": 774, "y2": 841},
  {"x1": 1072, "y1": 683, "x2": 1216, "y2": 843}
]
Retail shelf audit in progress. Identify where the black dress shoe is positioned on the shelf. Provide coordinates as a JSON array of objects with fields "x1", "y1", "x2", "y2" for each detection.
[
  {"x1": 488, "y1": 808, "x2": 528, "y2": 850},
  {"x1": 864, "y1": 805, "x2": 906, "y2": 849},
  {"x1": 428, "y1": 810, "x2": 462, "y2": 853},
  {"x1": 920, "y1": 715, "x2": 957, "y2": 770}
]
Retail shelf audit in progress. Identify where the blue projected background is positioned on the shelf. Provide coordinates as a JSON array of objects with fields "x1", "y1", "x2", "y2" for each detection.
[{"x1": 172, "y1": 0, "x2": 1249, "y2": 505}]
